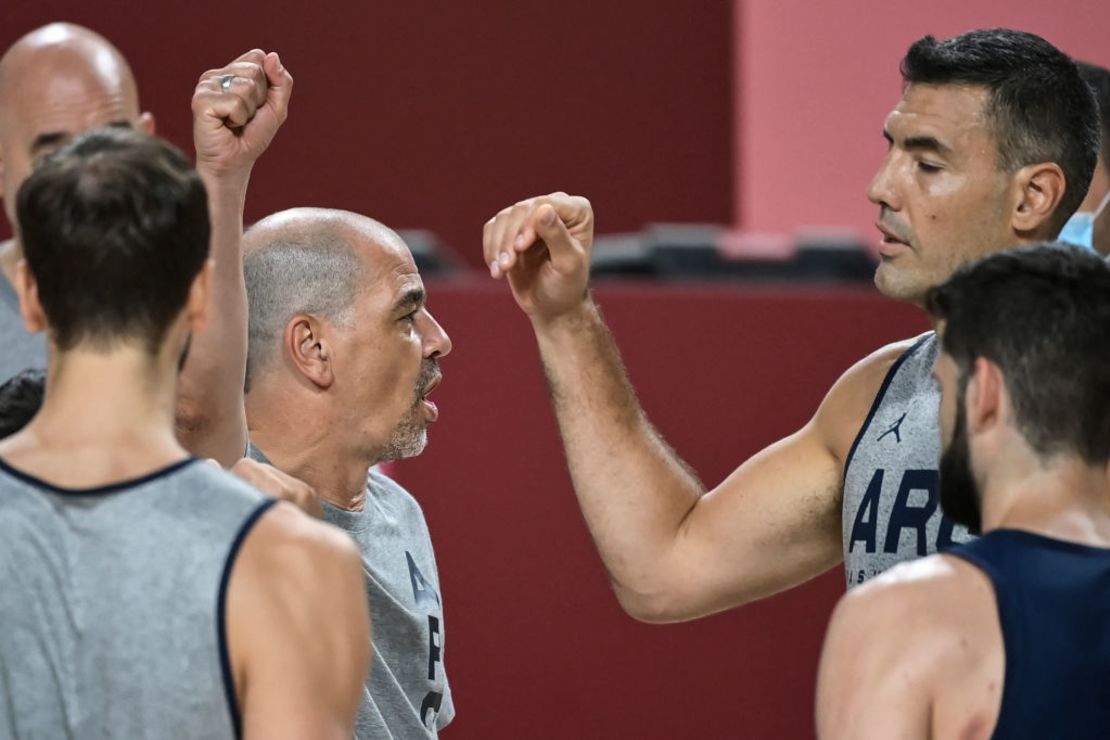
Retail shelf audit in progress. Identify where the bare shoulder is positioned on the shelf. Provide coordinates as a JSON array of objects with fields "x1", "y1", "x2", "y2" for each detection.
[
  {"x1": 228, "y1": 506, "x2": 371, "y2": 739},
  {"x1": 242, "y1": 501, "x2": 361, "y2": 576},
  {"x1": 828, "y1": 552, "x2": 996, "y2": 673},
  {"x1": 818, "y1": 552, "x2": 997, "y2": 738},
  {"x1": 226, "y1": 503, "x2": 363, "y2": 621},
  {"x1": 814, "y1": 334, "x2": 929, "y2": 460}
]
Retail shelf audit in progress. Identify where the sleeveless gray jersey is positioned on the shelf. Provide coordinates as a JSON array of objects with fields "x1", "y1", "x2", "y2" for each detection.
[
  {"x1": 841, "y1": 332, "x2": 973, "y2": 586},
  {"x1": 0, "y1": 456, "x2": 274, "y2": 739},
  {"x1": 247, "y1": 444, "x2": 454, "y2": 739},
  {"x1": 0, "y1": 273, "x2": 47, "y2": 384}
]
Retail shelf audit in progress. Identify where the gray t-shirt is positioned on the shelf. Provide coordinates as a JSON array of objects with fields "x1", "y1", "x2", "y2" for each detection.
[
  {"x1": 0, "y1": 456, "x2": 273, "y2": 739},
  {"x1": 247, "y1": 444, "x2": 454, "y2": 739},
  {"x1": 841, "y1": 332, "x2": 974, "y2": 586},
  {"x1": 0, "y1": 272, "x2": 47, "y2": 384}
]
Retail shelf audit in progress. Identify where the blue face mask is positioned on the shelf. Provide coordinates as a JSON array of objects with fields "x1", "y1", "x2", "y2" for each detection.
[
  {"x1": 1058, "y1": 211, "x2": 1095, "y2": 250},
  {"x1": 1058, "y1": 190, "x2": 1110, "y2": 252}
]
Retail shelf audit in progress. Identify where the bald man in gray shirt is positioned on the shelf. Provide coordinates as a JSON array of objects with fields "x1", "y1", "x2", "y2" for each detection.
[{"x1": 244, "y1": 208, "x2": 455, "y2": 738}]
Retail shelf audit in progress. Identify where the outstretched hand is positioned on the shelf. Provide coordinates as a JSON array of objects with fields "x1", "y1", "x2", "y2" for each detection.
[
  {"x1": 482, "y1": 192, "x2": 595, "y2": 325},
  {"x1": 192, "y1": 49, "x2": 293, "y2": 180}
]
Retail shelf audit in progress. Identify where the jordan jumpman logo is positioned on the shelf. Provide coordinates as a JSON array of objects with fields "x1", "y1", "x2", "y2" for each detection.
[{"x1": 877, "y1": 412, "x2": 907, "y2": 443}]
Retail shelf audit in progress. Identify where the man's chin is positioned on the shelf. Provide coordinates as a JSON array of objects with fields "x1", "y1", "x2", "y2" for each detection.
[
  {"x1": 380, "y1": 428, "x2": 428, "y2": 463},
  {"x1": 874, "y1": 263, "x2": 928, "y2": 305}
]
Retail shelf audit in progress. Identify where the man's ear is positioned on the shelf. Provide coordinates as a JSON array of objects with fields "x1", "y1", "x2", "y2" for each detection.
[
  {"x1": 14, "y1": 259, "x2": 47, "y2": 333},
  {"x1": 966, "y1": 357, "x2": 1003, "y2": 435},
  {"x1": 1011, "y1": 162, "x2": 1066, "y2": 237},
  {"x1": 284, "y1": 315, "x2": 335, "y2": 390},
  {"x1": 184, "y1": 259, "x2": 213, "y2": 334},
  {"x1": 137, "y1": 111, "x2": 156, "y2": 135}
]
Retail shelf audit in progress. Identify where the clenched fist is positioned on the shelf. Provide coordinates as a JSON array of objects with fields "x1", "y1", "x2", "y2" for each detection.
[{"x1": 192, "y1": 49, "x2": 293, "y2": 180}]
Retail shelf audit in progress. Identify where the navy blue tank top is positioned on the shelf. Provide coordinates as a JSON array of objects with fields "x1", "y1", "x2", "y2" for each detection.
[{"x1": 948, "y1": 529, "x2": 1110, "y2": 739}]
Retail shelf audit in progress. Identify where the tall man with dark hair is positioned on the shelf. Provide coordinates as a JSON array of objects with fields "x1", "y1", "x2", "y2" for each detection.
[
  {"x1": 817, "y1": 244, "x2": 1110, "y2": 738},
  {"x1": 0, "y1": 128, "x2": 370, "y2": 738},
  {"x1": 481, "y1": 28, "x2": 1099, "y2": 620}
]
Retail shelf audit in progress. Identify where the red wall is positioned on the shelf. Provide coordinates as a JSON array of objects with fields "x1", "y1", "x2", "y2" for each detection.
[
  {"x1": 735, "y1": 0, "x2": 1110, "y2": 239},
  {"x1": 2, "y1": 1, "x2": 734, "y2": 263},
  {"x1": 394, "y1": 280, "x2": 926, "y2": 738}
]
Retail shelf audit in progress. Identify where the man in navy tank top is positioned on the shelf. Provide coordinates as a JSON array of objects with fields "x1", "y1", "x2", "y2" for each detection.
[
  {"x1": 480, "y1": 28, "x2": 1101, "y2": 622},
  {"x1": 817, "y1": 244, "x2": 1110, "y2": 738},
  {"x1": 0, "y1": 128, "x2": 370, "y2": 738}
]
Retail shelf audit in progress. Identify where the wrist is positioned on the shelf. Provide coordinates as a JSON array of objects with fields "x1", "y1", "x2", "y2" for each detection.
[
  {"x1": 530, "y1": 294, "x2": 600, "y2": 338},
  {"x1": 196, "y1": 159, "x2": 252, "y2": 192},
  {"x1": 198, "y1": 168, "x2": 250, "y2": 210}
]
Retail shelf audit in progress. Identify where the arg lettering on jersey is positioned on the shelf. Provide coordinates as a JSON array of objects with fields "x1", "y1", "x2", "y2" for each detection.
[{"x1": 407, "y1": 551, "x2": 444, "y2": 728}]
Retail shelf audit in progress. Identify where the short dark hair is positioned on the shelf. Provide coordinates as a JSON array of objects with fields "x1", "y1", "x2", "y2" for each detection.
[
  {"x1": 15, "y1": 127, "x2": 210, "y2": 353},
  {"x1": 0, "y1": 369, "x2": 45, "y2": 439},
  {"x1": 926, "y1": 243, "x2": 1110, "y2": 465},
  {"x1": 902, "y1": 29, "x2": 1101, "y2": 232},
  {"x1": 1077, "y1": 61, "x2": 1110, "y2": 172}
]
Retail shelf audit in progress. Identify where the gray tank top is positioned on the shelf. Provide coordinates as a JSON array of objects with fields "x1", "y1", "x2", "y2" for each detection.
[
  {"x1": 0, "y1": 272, "x2": 47, "y2": 384},
  {"x1": 841, "y1": 332, "x2": 973, "y2": 587},
  {"x1": 0, "y1": 457, "x2": 274, "y2": 739}
]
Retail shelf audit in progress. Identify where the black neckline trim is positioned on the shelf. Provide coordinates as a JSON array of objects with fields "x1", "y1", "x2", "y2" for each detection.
[
  {"x1": 0, "y1": 456, "x2": 198, "y2": 495},
  {"x1": 842, "y1": 332, "x2": 933, "y2": 487}
]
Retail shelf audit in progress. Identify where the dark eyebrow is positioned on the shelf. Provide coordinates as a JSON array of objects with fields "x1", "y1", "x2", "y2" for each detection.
[
  {"x1": 392, "y1": 287, "x2": 425, "y2": 314},
  {"x1": 903, "y1": 135, "x2": 950, "y2": 156},
  {"x1": 881, "y1": 128, "x2": 951, "y2": 156},
  {"x1": 30, "y1": 120, "x2": 132, "y2": 156},
  {"x1": 29, "y1": 132, "x2": 69, "y2": 156}
]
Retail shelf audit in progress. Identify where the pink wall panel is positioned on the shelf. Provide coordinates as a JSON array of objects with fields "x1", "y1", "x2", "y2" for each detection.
[{"x1": 735, "y1": 0, "x2": 1110, "y2": 239}]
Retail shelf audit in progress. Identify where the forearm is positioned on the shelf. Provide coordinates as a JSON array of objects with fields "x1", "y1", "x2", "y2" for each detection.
[
  {"x1": 534, "y1": 299, "x2": 705, "y2": 617},
  {"x1": 175, "y1": 171, "x2": 250, "y2": 465}
]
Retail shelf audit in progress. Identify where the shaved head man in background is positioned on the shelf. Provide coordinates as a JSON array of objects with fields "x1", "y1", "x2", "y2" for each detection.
[
  {"x1": 0, "y1": 23, "x2": 150, "y2": 380},
  {"x1": 0, "y1": 23, "x2": 290, "y2": 466},
  {"x1": 244, "y1": 208, "x2": 455, "y2": 739}
]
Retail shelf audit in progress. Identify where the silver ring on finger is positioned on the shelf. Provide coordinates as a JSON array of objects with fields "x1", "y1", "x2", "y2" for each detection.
[{"x1": 220, "y1": 74, "x2": 234, "y2": 91}]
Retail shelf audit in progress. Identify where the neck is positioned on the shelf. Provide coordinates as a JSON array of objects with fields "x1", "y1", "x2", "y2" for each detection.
[
  {"x1": 6, "y1": 343, "x2": 186, "y2": 479},
  {"x1": 246, "y1": 385, "x2": 377, "y2": 511},
  {"x1": 980, "y1": 453, "x2": 1110, "y2": 547}
]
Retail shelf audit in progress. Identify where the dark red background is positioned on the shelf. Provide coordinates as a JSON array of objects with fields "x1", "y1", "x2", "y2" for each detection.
[
  {"x1": 392, "y1": 281, "x2": 924, "y2": 738},
  {"x1": 2, "y1": 1, "x2": 734, "y2": 262}
]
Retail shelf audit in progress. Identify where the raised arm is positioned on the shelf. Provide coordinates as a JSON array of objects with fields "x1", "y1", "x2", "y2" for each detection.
[
  {"x1": 176, "y1": 50, "x2": 293, "y2": 466},
  {"x1": 483, "y1": 193, "x2": 899, "y2": 621},
  {"x1": 227, "y1": 503, "x2": 370, "y2": 740}
]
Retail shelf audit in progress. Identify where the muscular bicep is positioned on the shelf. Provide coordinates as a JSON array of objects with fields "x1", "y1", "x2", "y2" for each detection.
[
  {"x1": 653, "y1": 341, "x2": 909, "y2": 619},
  {"x1": 660, "y1": 422, "x2": 844, "y2": 617},
  {"x1": 228, "y1": 506, "x2": 370, "y2": 740}
]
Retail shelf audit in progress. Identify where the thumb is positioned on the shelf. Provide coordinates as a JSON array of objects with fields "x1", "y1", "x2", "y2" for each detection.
[
  {"x1": 262, "y1": 52, "x2": 293, "y2": 120},
  {"x1": 532, "y1": 204, "x2": 580, "y2": 273}
]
